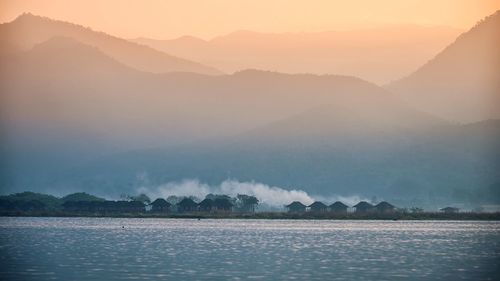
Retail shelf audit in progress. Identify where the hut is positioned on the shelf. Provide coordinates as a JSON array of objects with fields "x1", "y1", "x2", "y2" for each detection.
[
  {"x1": 213, "y1": 198, "x2": 234, "y2": 212},
  {"x1": 116, "y1": 201, "x2": 146, "y2": 213},
  {"x1": 440, "y1": 207, "x2": 459, "y2": 213},
  {"x1": 353, "y1": 201, "x2": 374, "y2": 213},
  {"x1": 236, "y1": 194, "x2": 259, "y2": 213},
  {"x1": 90, "y1": 200, "x2": 145, "y2": 213},
  {"x1": 374, "y1": 201, "x2": 396, "y2": 213},
  {"x1": 198, "y1": 198, "x2": 214, "y2": 212},
  {"x1": 329, "y1": 201, "x2": 348, "y2": 213},
  {"x1": 177, "y1": 198, "x2": 198, "y2": 213},
  {"x1": 150, "y1": 198, "x2": 171, "y2": 212},
  {"x1": 308, "y1": 201, "x2": 328, "y2": 212},
  {"x1": 285, "y1": 201, "x2": 307, "y2": 213}
]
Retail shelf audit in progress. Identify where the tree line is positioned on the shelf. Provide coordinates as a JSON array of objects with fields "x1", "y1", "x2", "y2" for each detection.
[{"x1": 0, "y1": 191, "x2": 259, "y2": 214}]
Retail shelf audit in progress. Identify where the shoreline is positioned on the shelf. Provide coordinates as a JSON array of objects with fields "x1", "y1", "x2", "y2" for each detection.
[{"x1": 2, "y1": 212, "x2": 500, "y2": 221}]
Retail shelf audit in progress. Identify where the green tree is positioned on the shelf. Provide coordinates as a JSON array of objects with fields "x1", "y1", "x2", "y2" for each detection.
[
  {"x1": 62, "y1": 192, "x2": 105, "y2": 202},
  {"x1": 236, "y1": 194, "x2": 259, "y2": 213}
]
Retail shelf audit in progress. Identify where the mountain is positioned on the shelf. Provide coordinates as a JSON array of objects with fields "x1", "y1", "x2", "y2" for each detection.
[
  {"x1": 387, "y1": 11, "x2": 500, "y2": 123},
  {"x1": 0, "y1": 13, "x2": 222, "y2": 75},
  {"x1": 132, "y1": 25, "x2": 462, "y2": 84},
  {"x1": 2, "y1": 36, "x2": 445, "y2": 149},
  {"x1": 44, "y1": 117, "x2": 500, "y2": 208},
  {"x1": 0, "y1": 36, "x2": 453, "y2": 196},
  {"x1": 0, "y1": 36, "x2": 200, "y2": 152},
  {"x1": 1, "y1": 33, "x2": 497, "y2": 208}
]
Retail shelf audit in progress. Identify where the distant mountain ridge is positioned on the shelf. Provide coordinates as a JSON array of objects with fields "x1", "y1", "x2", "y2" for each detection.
[
  {"x1": 133, "y1": 25, "x2": 462, "y2": 84},
  {"x1": 0, "y1": 13, "x2": 222, "y2": 75},
  {"x1": 48, "y1": 118, "x2": 500, "y2": 208},
  {"x1": 3, "y1": 36, "x2": 497, "y2": 208},
  {"x1": 0, "y1": 35, "x2": 456, "y2": 196},
  {"x1": 387, "y1": 10, "x2": 500, "y2": 123},
  {"x1": 0, "y1": 12, "x2": 498, "y2": 208},
  {"x1": 2, "y1": 36, "x2": 444, "y2": 149}
]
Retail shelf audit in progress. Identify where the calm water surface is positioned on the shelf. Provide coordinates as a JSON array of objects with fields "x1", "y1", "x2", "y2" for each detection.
[{"x1": 0, "y1": 218, "x2": 499, "y2": 280}]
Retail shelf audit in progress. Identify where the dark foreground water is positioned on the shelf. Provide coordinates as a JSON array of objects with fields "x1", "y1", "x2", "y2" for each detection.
[{"x1": 0, "y1": 218, "x2": 499, "y2": 281}]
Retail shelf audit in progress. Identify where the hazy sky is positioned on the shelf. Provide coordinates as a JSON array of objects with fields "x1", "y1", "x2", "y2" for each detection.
[{"x1": 0, "y1": 0, "x2": 499, "y2": 39}]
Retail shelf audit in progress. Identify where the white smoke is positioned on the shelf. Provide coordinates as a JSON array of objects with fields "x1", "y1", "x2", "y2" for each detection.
[
  {"x1": 137, "y1": 179, "x2": 314, "y2": 207},
  {"x1": 314, "y1": 195, "x2": 372, "y2": 207},
  {"x1": 218, "y1": 180, "x2": 314, "y2": 206},
  {"x1": 137, "y1": 179, "x2": 212, "y2": 199},
  {"x1": 137, "y1": 179, "x2": 371, "y2": 208}
]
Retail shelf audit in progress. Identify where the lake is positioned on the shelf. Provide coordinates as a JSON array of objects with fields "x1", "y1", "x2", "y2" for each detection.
[{"x1": 0, "y1": 218, "x2": 499, "y2": 280}]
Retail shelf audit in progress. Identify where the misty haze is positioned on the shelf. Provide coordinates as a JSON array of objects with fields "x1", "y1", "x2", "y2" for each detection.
[{"x1": 0, "y1": 1, "x2": 499, "y2": 281}]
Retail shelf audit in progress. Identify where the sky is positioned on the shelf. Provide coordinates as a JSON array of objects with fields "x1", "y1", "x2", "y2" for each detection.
[{"x1": 0, "y1": 0, "x2": 499, "y2": 40}]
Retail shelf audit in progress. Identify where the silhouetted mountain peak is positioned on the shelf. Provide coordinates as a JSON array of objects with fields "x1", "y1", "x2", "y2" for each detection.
[
  {"x1": 176, "y1": 35, "x2": 207, "y2": 43},
  {"x1": 387, "y1": 10, "x2": 500, "y2": 123},
  {"x1": 470, "y1": 10, "x2": 500, "y2": 30},
  {"x1": 1, "y1": 13, "x2": 223, "y2": 75},
  {"x1": 9, "y1": 12, "x2": 93, "y2": 35},
  {"x1": 419, "y1": 9, "x2": 499, "y2": 70},
  {"x1": 5, "y1": 36, "x2": 140, "y2": 77},
  {"x1": 12, "y1": 12, "x2": 40, "y2": 22}
]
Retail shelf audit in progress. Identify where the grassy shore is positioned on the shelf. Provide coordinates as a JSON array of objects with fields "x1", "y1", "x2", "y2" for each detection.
[{"x1": 1, "y1": 211, "x2": 500, "y2": 220}]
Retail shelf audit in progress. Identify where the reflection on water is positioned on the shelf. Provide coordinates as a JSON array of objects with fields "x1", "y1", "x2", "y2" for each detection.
[{"x1": 0, "y1": 218, "x2": 499, "y2": 280}]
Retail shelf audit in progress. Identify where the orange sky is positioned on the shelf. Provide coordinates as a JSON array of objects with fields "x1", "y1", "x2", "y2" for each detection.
[{"x1": 0, "y1": 0, "x2": 499, "y2": 39}]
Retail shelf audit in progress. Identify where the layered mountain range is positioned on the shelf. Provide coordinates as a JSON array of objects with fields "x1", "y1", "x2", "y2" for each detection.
[
  {"x1": 133, "y1": 25, "x2": 462, "y2": 84},
  {"x1": 0, "y1": 13, "x2": 222, "y2": 75},
  {"x1": 0, "y1": 12, "x2": 498, "y2": 208},
  {"x1": 387, "y1": 11, "x2": 500, "y2": 123}
]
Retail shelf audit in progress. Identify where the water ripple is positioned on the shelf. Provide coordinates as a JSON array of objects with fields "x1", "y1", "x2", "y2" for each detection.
[{"x1": 0, "y1": 218, "x2": 499, "y2": 280}]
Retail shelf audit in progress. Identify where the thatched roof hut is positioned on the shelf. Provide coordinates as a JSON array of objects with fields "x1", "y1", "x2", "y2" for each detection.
[
  {"x1": 308, "y1": 201, "x2": 328, "y2": 212},
  {"x1": 177, "y1": 198, "x2": 198, "y2": 213},
  {"x1": 151, "y1": 198, "x2": 171, "y2": 212},
  {"x1": 329, "y1": 201, "x2": 348, "y2": 213},
  {"x1": 353, "y1": 201, "x2": 374, "y2": 213},
  {"x1": 374, "y1": 201, "x2": 396, "y2": 213},
  {"x1": 213, "y1": 198, "x2": 234, "y2": 211},
  {"x1": 285, "y1": 201, "x2": 306, "y2": 213},
  {"x1": 198, "y1": 198, "x2": 214, "y2": 212}
]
